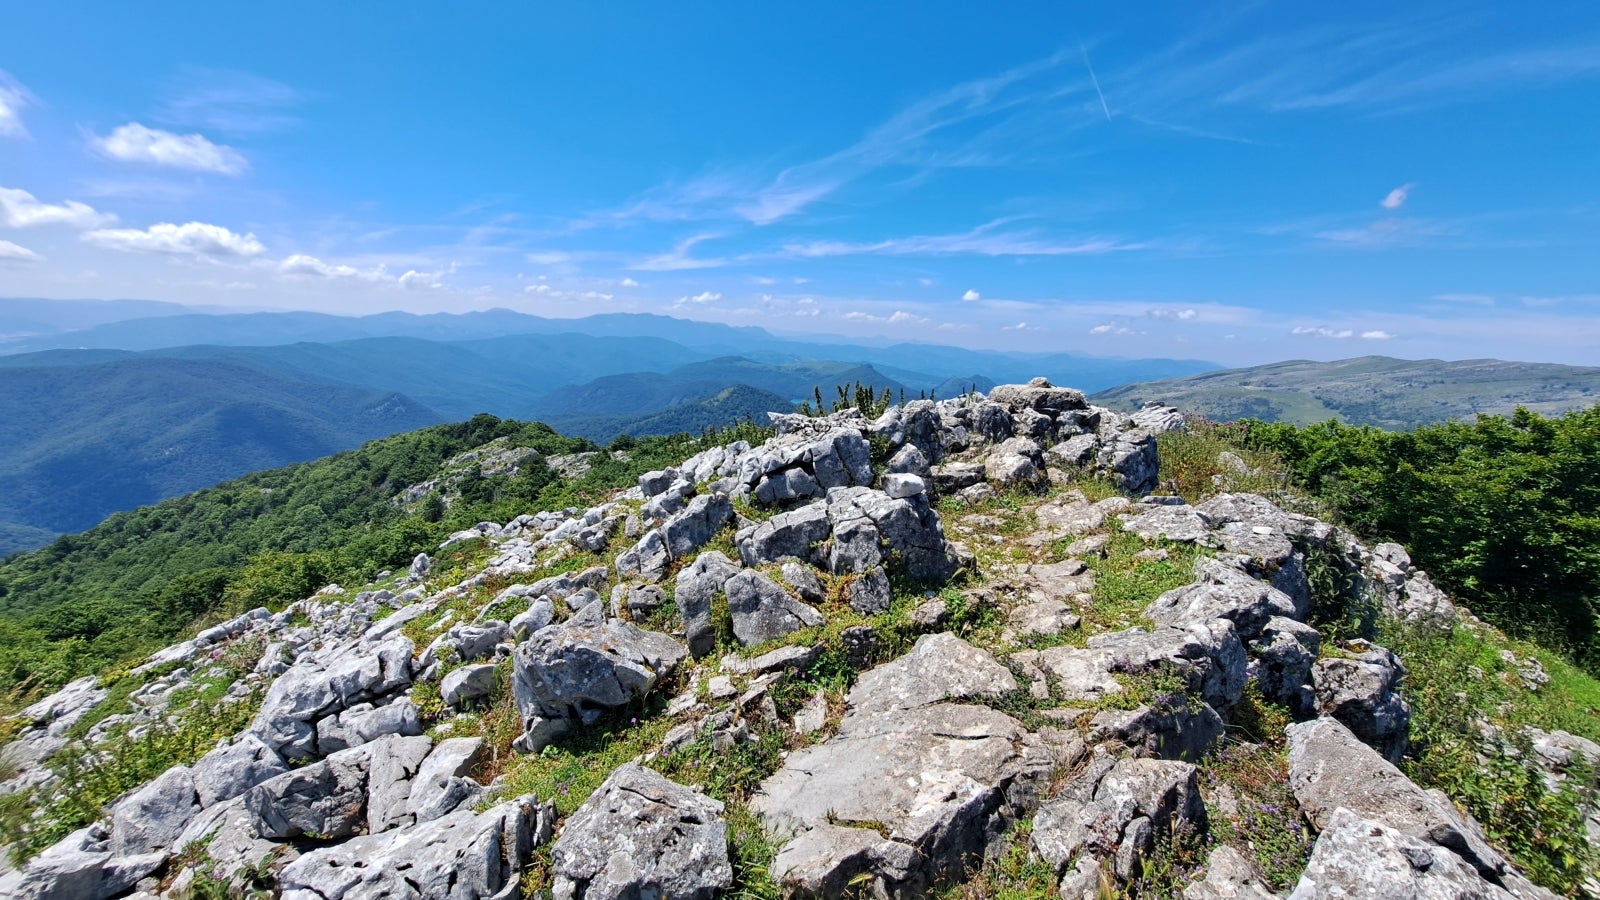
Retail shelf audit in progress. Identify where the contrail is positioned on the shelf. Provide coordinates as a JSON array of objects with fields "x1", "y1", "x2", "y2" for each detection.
[{"x1": 1081, "y1": 44, "x2": 1112, "y2": 122}]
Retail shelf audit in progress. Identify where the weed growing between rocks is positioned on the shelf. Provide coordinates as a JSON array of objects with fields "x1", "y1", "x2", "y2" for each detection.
[
  {"x1": 1071, "y1": 526, "x2": 1205, "y2": 640},
  {"x1": 1201, "y1": 686, "x2": 1313, "y2": 890},
  {"x1": 1385, "y1": 618, "x2": 1600, "y2": 893},
  {"x1": 1154, "y1": 419, "x2": 1286, "y2": 503},
  {"x1": 929, "y1": 819, "x2": 1059, "y2": 900}
]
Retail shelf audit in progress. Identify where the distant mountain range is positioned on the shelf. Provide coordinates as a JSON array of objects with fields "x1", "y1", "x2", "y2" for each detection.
[
  {"x1": 1091, "y1": 356, "x2": 1600, "y2": 429},
  {"x1": 0, "y1": 299, "x2": 1219, "y2": 554}
]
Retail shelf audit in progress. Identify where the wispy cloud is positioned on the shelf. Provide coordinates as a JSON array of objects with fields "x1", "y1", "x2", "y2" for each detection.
[
  {"x1": 1361, "y1": 330, "x2": 1395, "y2": 340},
  {"x1": 1433, "y1": 293, "x2": 1495, "y2": 306},
  {"x1": 1147, "y1": 307, "x2": 1198, "y2": 320},
  {"x1": 844, "y1": 309, "x2": 929, "y2": 325},
  {"x1": 1089, "y1": 322, "x2": 1141, "y2": 335},
  {"x1": 0, "y1": 239, "x2": 42, "y2": 263},
  {"x1": 631, "y1": 233, "x2": 728, "y2": 271},
  {"x1": 0, "y1": 187, "x2": 115, "y2": 229},
  {"x1": 1081, "y1": 46, "x2": 1113, "y2": 122},
  {"x1": 90, "y1": 123, "x2": 249, "y2": 175},
  {"x1": 0, "y1": 70, "x2": 32, "y2": 138},
  {"x1": 779, "y1": 220, "x2": 1141, "y2": 259},
  {"x1": 158, "y1": 68, "x2": 302, "y2": 134},
  {"x1": 84, "y1": 221, "x2": 265, "y2": 259}
]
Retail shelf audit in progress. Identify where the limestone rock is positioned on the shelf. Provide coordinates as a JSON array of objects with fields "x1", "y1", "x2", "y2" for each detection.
[
  {"x1": 1287, "y1": 807, "x2": 1511, "y2": 899},
  {"x1": 676, "y1": 551, "x2": 742, "y2": 659},
  {"x1": 725, "y1": 568, "x2": 824, "y2": 646},
  {"x1": 244, "y1": 744, "x2": 371, "y2": 840},
  {"x1": 1312, "y1": 647, "x2": 1411, "y2": 761},
  {"x1": 110, "y1": 764, "x2": 198, "y2": 856},
  {"x1": 551, "y1": 763, "x2": 732, "y2": 900},
  {"x1": 1286, "y1": 717, "x2": 1511, "y2": 883},
  {"x1": 442, "y1": 663, "x2": 499, "y2": 709},
  {"x1": 846, "y1": 633, "x2": 1017, "y2": 714},
  {"x1": 1032, "y1": 754, "x2": 1205, "y2": 877},
  {"x1": 279, "y1": 794, "x2": 550, "y2": 900},
  {"x1": 512, "y1": 609, "x2": 687, "y2": 731},
  {"x1": 191, "y1": 733, "x2": 289, "y2": 808}
]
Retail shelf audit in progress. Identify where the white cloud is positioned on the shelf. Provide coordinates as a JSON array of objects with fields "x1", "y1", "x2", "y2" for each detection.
[
  {"x1": 90, "y1": 123, "x2": 248, "y2": 175},
  {"x1": 677, "y1": 290, "x2": 722, "y2": 305},
  {"x1": 619, "y1": 277, "x2": 640, "y2": 287},
  {"x1": 752, "y1": 276, "x2": 778, "y2": 285},
  {"x1": 1089, "y1": 323, "x2": 1140, "y2": 335},
  {"x1": 279, "y1": 253, "x2": 389, "y2": 282},
  {"x1": 398, "y1": 269, "x2": 443, "y2": 290},
  {"x1": 1361, "y1": 330, "x2": 1396, "y2": 340},
  {"x1": 1291, "y1": 326, "x2": 1355, "y2": 338},
  {"x1": 0, "y1": 239, "x2": 42, "y2": 263},
  {"x1": 917, "y1": 277, "x2": 936, "y2": 286},
  {"x1": 1381, "y1": 183, "x2": 1414, "y2": 210},
  {"x1": 0, "y1": 187, "x2": 115, "y2": 229},
  {"x1": 1148, "y1": 307, "x2": 1198, "y2": 320},
  {"x1": 961, "y1": 289, "x2": 981, "y2": 301},
  {"x1": 1433, "y1": 293, "x2": 1495, "y2": 306},
  {"x1": 0, "y1": 71, "x2": 32, "y2": 138},
  {"x1": 1002, "y1": 322, "x2": 1032, "y2": 331},
  {"x1": 844, "y1": 309, "x2": 930, "y2": 325},
  {"x1": 83, "y1": 221, "x2": 264, "y2": 258},
  {"x1": 525, "y1": 283, "x2": 614, "y2": 301}
]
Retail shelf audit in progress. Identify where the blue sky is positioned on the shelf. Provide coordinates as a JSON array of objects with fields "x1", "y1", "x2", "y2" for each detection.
[{"x1": 1, "y1": 1, "x2": 1597, "y2": 365}]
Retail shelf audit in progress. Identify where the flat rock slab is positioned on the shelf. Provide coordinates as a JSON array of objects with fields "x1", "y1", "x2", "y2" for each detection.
[
  {"x1": 1286, "y1": 717, "x2": 1509, "y2": 882},
  {"x1": 754, "y1": 701, "x2": 1051, "y2": 897},
  {"x1": 551, "y1": 763, "x2": 732, "y2": 900},
  {"x1": 1287, "y1": 807, "x2": 1511, "y2": 899},
  {"x1": 846, "y1": 632, "x2": 1017, "y2": 714}
]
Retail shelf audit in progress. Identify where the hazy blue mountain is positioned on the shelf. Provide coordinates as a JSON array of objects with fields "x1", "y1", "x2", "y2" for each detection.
[
  {"x1": 0, "y1": 357, "x2": 441, "y2": 539},
  {"x1": 530, "y1": 358, "x2": 909, "y2": 419},
  {"x1": 1091, "y1": 356, "x2": 1600, "y2": 429},
  {"x1": 0, "y1": 298, "x2": 195, "y2": 340},
  {"x1": 546, "y1": 384, "x2": 796, "y2": 443}
]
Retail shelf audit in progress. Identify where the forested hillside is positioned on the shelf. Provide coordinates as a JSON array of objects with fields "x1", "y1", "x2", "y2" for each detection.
[
  {"x1": 1235, "y1": 406, "x2": 1600, "y2": 672},
  {"x1": 0, "y1": 414, "x2": 767, "y2": 701}
]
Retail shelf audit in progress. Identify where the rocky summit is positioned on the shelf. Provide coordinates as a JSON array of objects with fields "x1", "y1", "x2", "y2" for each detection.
[{"x1": 1, "y1": 378, "x2": 1594, "y2": 900}]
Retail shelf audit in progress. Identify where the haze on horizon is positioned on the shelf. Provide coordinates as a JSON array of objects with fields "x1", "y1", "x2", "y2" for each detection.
[{"x1": 1, "y1": 1, "x2": 1597, "y2": 367}]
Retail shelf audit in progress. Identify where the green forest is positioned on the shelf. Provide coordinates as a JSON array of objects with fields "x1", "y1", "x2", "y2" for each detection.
[{"x1": 1241, "y1": 406, "x2": 1600, "y2": 673}]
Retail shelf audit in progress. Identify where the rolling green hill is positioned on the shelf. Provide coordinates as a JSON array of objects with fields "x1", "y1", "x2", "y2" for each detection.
[
  {"x1": 1092, "y1": 356, "x2": 1600, "y2": 429},
  {"x1": 0, "y1": 358, "x2": 441, "y2": 545}
]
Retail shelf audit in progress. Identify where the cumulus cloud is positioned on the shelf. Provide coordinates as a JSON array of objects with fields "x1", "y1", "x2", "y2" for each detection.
[
  {"x1": 0, "y1": 72, "x2": 32, "y2": 138},
  {"x1": 1380, "y1": 183, "x2": 1413, "y2": 210},
  {"x1": 0, "y1": 187, "x2": 115, "y2": 229},
  {"x1": 1291, "y1": 326, "x2": 1355, "y2": 338},
  {"x1": 398, "y1": 269, "x2": 444, "y2": 290},
  {"x1": 961, "y1": 289, "x2": 981, "y2": 301},
  {"x1": 1148, "y1": 308, "x2": 1198, "y2": 320},
  {"x1": 90, "y1": 123, "x2": 249, "y2": 175},
  {"x1": 0, "y1": 239, "x2": 42, "y2": 263},
  {"x1": 1361, "y1": 330, "x2": 1395, "y2": 340},
  {"x1": 678, "y1": 290, "x2": 722, "y2": 305},
  {"x1": 83, "y1": 221, "x2": 264, "y2": 258},
  {"x1": 278, "y1": 253, "x2": 389, "y2": 282}
]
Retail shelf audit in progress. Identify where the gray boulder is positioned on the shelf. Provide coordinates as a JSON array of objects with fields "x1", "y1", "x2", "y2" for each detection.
[
  {"x1": 244, "y1": 744, "x2": 371, "y2": 840},
  {"x1": 1249, "y1": 617, "x2": 1321, "y2": 715},
  {"x1": 0, "y1": 825, "x2": 155, "y2": 900},
  {"x1": 1312, "y1": 646, "x2": 1411, "y2": 761},
  {"x1": 314, "y1": 697, "x2": 423, "y2": 754},
  {"x1": 1183, "y1": 845, "x2": 1275, "y2": 900},
  {"x1": 1098, "y1": 433, "x2": 1160, "y2": 495},
  {"x1": 886, "y1": 443, "x2": 931, "y2": 479},
  {"x1": 551, "y1": 763, "x2": 732, "y2": 900},
  {"x1": 1120, "y1": 503, "x2": 1211, "y2": 543},
  {"x1": 191, "y1": 733, "x2": 289, "y2": 808},
  {"x1": 1032, "y1": 754, "x2": 1206, "y2": 878},
  {"x1": 279, "y1": 794, "x2": 551, "y2": 900},
  {"x1": 367, "y1": 734, "x2": 435, "y2": 834},
  {"x1": 1286, "y1": 717, "x2": 1512, "y2": 883},
  {"x1": 1287, "y1": 807, "x2": 1510, "y2": 899},
  {"x1": 1146, "y1": 556, "x2": 1301, "y2": 640},
  {"x1": 510, "y1": 597, "x2": 555, "y2": 639},
  {"x1": 882, "y1": 472, "x2": 926, "y2": 499},
  {"x1": 825, "y1": 486, "x2": 959, "y2": 583},
  {"x1": 846, "y1": 566, "x2": 893, "y2": 614},
  {"x1": 512, "y1": 609, "x2": 687, "y2": 731},
  {"x1": 110, "y1": 764, "x2": 198, "y2": 856},
  {"x1": 846, "y1": 632, "x2": 1017, "y2": 714},
  {"x1": 1089, "y1": 619, "x2": 1248, "y2": 709},
  {"x1": 989, "y1": 378, "x2": 1088, "y2": 415},
  {"x1": 442, "y1": 663, "x2": 499, "y2": 708},
  {"x1": 676, "y1": 551, "x2": 742, "y2": 659},
  {"x1": 780, "y1": 560, "x2": 827, "y2": 604},
  {"x1": 1088, "y1": 701, "x2": 1226, "y2": 762},
  {"x1": 726, "y1": 569, "x2": 824, "y2": 646},
  {"x1": 738, "y1": 502, "x2": 831, "y2": 568}
]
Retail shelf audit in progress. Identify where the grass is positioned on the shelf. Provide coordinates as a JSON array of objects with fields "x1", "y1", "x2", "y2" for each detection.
[
  {"x1": 929, "y1": 820, "x2": 1059, "y2": 900},
  {"x1": 1382, "y1": 618, "x2": 1600, "y2": 893},
  {"x1": 1064, "y1": 526, "x2": 1207, "y2": 643},
  {"x1": 1200, "y1": 685, "x2": 1312, "y2": 890}
]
